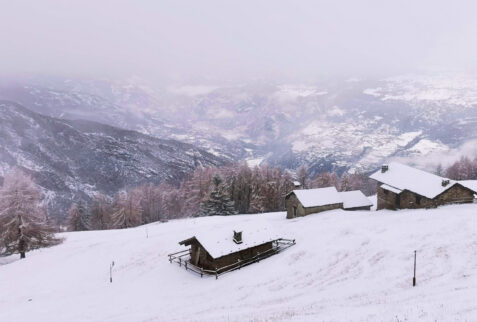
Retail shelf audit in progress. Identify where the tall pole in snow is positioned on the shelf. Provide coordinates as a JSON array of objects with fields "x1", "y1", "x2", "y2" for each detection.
[{"x1": 413, "y1": 250, "x2": 417, "y2": 287}]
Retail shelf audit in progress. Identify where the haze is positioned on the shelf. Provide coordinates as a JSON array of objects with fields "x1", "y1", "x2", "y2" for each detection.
[{"x1": 1, "y1": 0, "x2": 477, "y2": 83}]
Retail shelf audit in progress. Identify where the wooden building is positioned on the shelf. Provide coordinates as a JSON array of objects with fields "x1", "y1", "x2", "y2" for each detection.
[
  {"x1": 172, "y1": 225, "x2": 295, "y2": 276},
  {"x1": 370, "y1": 162, "x2": 477, "y2": 210},
  {"x1": 285, "y1": 187, "x2": 372, "y2": 219}
]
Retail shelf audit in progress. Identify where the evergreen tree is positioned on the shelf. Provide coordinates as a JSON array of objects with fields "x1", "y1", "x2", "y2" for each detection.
[
  {"x1": 199, "y1": 174, "x2": 237, "y2": 216},
  {"x1": 67, "y1": 202, "x2": 89, "y2": 231}
]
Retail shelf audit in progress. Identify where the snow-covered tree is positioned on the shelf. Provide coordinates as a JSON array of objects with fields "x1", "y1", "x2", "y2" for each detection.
[
  {"x1": 67, "y1": 202, "x2": 89, "y2": 231},
  {"x1": 446, "y1": 156, "x2": 477, "y2": 180},
  {"x1": 199, "y1": 174, "x2": 237, "y2": 216},
  {"x1": 311, "y1": 171, "x2": 339, "y2": 189},
  {"x1": 89, "y1": 193, "x2": 112, "y2": 230},
  {"x1": 339, "y1": 173, "x2": 351, "y2": 191},
  {"x1": 181, "y1": 166, "x2": 215, "y2": 217},
  {"x1": 297, "y1": 165, "x2": 308, "y2": 189},
  {"x1": 0, "y1": 168, "x2": 60, "y2": 258},
  {"x1": 110, "y1": 190, "x2": 142, "y2": 229}
]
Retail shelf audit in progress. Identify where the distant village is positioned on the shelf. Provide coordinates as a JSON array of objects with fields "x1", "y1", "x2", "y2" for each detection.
[{"x1": 169, "y1": 162, "x2": 477, "y2": 278}]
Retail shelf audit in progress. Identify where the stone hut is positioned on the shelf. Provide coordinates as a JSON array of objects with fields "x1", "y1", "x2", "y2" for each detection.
[
  {"x1": 285, "y1": 187, "x2": 372, "y2": 219},
  {"x1": 370, "y1": 162, "x2": 477, "y2": 210},
  {"x1": 178, "y1": 226, "x2": 278, "y2": 271}
]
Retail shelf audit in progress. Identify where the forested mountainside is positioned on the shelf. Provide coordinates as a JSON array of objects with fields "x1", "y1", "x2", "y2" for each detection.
[
  {"x1": 1, "y1": 75, "x2": 477, "y2": 176},
  {"x1": 0, "y1": 101, "x2": 226, "y2": 220}
]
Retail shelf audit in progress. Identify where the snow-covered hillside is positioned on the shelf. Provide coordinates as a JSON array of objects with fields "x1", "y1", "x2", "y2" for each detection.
[{"x1": 2, "y1": 204, "x2": 477, "y2": 321}]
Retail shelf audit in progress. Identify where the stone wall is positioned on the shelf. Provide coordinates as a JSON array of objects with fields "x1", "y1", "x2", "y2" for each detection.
[
  {"x1": 285, "y1": 192, "x2": 342, "y2": 219},
  {"x1": 304, "y1": 203, "x2": 343, "y2": 216},
  {"x1": 377, "y1": 183, "x2": 474, "y2": 210},
  {"x1": 285, "y1": 193, "x2": 306, "y2": 219},
  {"x1": 376, "y1": 186, "x2": 399, "y2": 210}
]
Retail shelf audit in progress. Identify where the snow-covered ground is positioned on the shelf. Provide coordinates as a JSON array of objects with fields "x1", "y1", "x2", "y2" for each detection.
[{"x1": 2, "y1": 204, "x2": 477, "y2": 321}]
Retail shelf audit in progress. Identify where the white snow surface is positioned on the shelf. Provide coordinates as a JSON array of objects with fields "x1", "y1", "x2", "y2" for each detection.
[
  {"x1": 460, "y1": 180, "x2": 477, "y2": 195},
  {"x1": 339, "y1": 191, "x2": 373, "y2": 209},
  {"x1": 370, "y1": 162, "x2": 456, "y2": 199},
  {"x1": 381, "y1": 183, "x2": 403, "y2": 194},
  {"x1": 292, "y1": 187, "x2": 342, "y2": 208},
  {"x1": 186, "y1": 221, "x2": 281, "y2": 259},
  {"x1": 3, "y1": 206, "x2": 477, "y2": 321}
]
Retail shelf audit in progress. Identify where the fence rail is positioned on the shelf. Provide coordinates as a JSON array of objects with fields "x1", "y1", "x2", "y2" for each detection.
[{"x1": 168, "y1": 238, "x2": 296, "y2": 279}]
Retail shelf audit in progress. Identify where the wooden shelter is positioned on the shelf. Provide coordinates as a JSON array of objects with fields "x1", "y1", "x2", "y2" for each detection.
[
  {"x1": 370, "y1": 162, "x2": 477, "y2": 210},
  {"x1": 168, "y1": 225, "x2": 295, "y2": 278}
]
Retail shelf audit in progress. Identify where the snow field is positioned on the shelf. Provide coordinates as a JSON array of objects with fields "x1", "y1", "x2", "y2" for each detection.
[{"x1": 1, "y1": 204, "x2": 477, "y2": 321}]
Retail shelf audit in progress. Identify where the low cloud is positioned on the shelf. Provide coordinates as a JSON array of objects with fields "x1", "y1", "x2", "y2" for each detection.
[{"x1": 392, "y1": 139, "x2": 477, "y2": 172}]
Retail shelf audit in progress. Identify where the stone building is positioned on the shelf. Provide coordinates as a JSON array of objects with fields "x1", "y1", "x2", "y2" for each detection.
[
  {"x1": 285, "y1": 187, "x2": 372, "y2": 219},
  {"x1": 370, "y1": 162, "x2": 477, "y2": 210}
]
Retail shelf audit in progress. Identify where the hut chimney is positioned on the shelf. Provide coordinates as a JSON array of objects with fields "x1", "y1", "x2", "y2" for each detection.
[
  {"x1": 441, "y1": 179, "x2": 450, "y2": 187},
  {"x1": 381, "y1": 165, "x2": 389, "y2": 173},
  {"x1": 233, "y1": 231, "x2": 243, "y2": 244}
]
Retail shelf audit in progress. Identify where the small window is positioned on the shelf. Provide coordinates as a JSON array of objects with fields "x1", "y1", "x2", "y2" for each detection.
[{"x1": 416, "y1": 195, "x2": 421, "y2": 205}]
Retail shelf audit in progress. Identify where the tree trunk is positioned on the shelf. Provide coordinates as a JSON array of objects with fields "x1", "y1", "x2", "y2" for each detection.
[{"x1": 19, "y1": 237, "x2": 26, "y2": 259}]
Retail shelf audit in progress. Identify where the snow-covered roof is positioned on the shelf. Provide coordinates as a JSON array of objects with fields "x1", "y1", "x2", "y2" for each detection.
[
  {"x1": 380, "y1": 184, "x2": 403, "y2": 194},
  {"x1": 292, "y1": 187, "x2": 342, "y2": 208},
  {"x1": 370, "y1": 162, "x2": 457, "y2": 199},
  {"x1": 293, "y1": 181, "x2": 301, "y2": 186},
  {"x1": 459, "y1": 180, "x2": 477, "y2": 194},
  {"x1": 339, "y1": 191, "x2": 373, "y2": 209},
  {"x1": 182, "y1": 223, "x2": 280, "y2": 259}
]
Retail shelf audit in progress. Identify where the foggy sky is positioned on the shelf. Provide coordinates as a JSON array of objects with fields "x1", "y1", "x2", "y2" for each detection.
[{"x1": 1, "y1": 0, "x2": 477, "y2": 83}]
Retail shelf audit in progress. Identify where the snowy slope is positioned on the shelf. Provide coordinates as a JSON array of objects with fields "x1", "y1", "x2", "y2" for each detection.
[{"x1": 2, "y1": 204, "x2": 477, "y2": 321}]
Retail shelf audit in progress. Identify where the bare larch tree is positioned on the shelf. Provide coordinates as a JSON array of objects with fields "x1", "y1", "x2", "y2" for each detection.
[{"x1": 0, "y1": 168, "x2": 60, "y2": 258}]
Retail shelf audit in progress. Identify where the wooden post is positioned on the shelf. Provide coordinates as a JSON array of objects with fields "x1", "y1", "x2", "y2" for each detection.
[
  {"x1": 179, "y1": 257, "x2": 181, "y2": 267},
  {"x1": 200, "y1": 268, "x2": 203, "y2": 278},
  {"x1": 215, "y1": 269, "x2": 218, "y2": 280},
  {"x1": 110, "y1": 261, "x2": 115, "y2": 283},
  {"x1": 257, "y1": 252, "x2": 260, "y2": 263},
  {"x1": 185, "y1": 261, "x2": 188, "y2": 271},
  {"x1": 413, "y1": 250, "x2": 417, "y2": 287}
]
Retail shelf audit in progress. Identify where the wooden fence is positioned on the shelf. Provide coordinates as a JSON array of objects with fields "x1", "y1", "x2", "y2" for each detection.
[{"x1": 168, "y1": 238, "x2": 296, "y2": 279}]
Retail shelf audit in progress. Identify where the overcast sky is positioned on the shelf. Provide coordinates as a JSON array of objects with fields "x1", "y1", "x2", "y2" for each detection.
[{"x1": 1, "y1": 0, "x2": 477, "y2": 83}]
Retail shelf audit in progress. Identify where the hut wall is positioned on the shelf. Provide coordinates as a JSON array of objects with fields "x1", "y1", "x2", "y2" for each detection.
[
  {"x1": 377, "y1": 183, "x2": 474, "y2": 210},
  {"x1": 344, "y1": 205, "x2": 372, "y2": 211},
  {"x1": 189, "y1": 241, "x2": 274, "y2": 271},
  {"x1": 303, "y1": 203, "x2": 343, "y2": 216},
  {"x1": 210, "y1": 241, "x2": 274, "y2": 271},
  {"x1": 285, "y1": 193, "x2": 306, "y2": 219},
  {"x1": 286, "y1": 193, "x2": 343, "y2": 219},
  {"x1": 435, "y1": 184, "x2": 474, "y2": 206},
  {"x1": 376, "y1": 186, "x2": 399, "y2": 210}
]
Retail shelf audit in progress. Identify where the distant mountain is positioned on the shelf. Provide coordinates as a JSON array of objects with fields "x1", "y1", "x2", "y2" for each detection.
[
  {"x1": 0, "y1": 101, "x2": 226, "y2": 220},
  {"x1": 1, "y1": 74, "x2": 477, "y2": 177}
]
